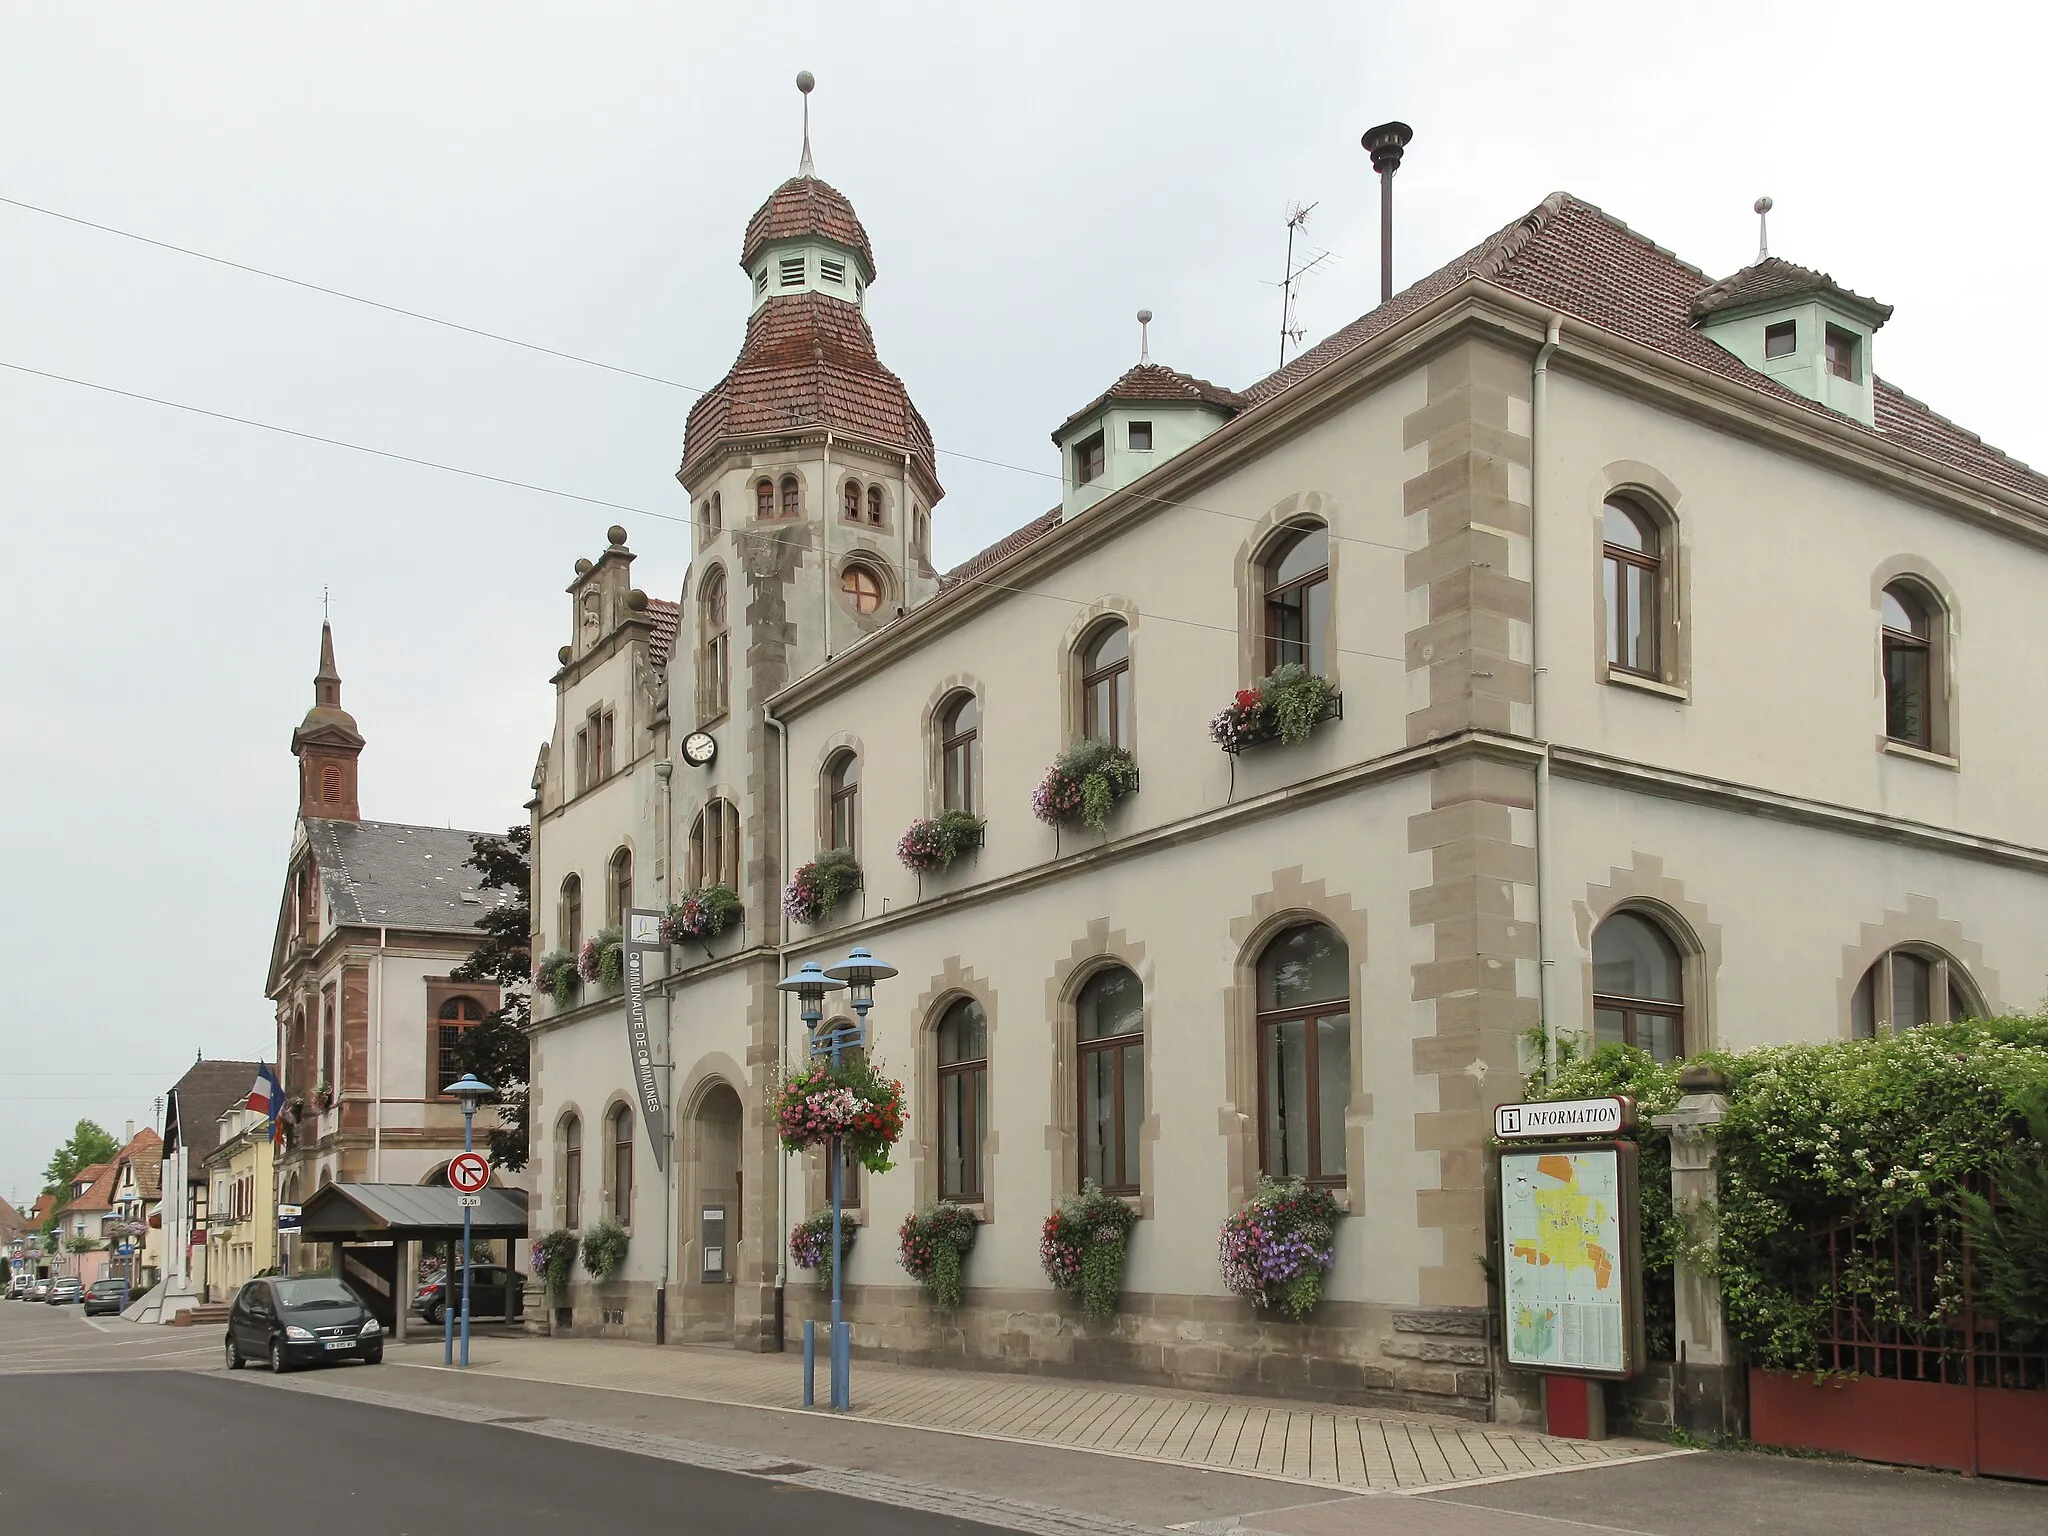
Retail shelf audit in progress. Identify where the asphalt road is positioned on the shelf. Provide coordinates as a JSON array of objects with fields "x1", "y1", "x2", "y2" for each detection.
[{"x1": 0, "y1": 1362, "x2": 1018, "y2": 1536}]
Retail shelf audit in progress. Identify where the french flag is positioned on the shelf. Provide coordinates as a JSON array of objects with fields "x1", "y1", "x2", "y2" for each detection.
[{"x1": 247, "y1": 1064, "x2": 283, "y2": 1132}]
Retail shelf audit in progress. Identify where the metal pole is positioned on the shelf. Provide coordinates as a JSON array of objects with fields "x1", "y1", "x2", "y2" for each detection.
[
  {"x1": 829, "y1": 1130, "x2": 844, "y2": 1410},
  {"x1": 443, "y1": 1231, "x2": 453, "y2": 1364},
  {"x1": 1380, "y1": 168, "x2": 1394, "y2": 303},
  {"x1": 461, "y1": 1102, "x2": 475, "y2": 1368}
]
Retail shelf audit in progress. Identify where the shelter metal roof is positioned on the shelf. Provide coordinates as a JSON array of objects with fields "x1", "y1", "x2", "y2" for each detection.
[{"x1": 299, "y1": 1182, "x2": 529, "y2": 1240}]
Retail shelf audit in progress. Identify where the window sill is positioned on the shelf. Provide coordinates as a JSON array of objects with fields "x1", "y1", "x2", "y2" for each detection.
[
  {"x1": 1882, "y1": 740, "x2": 1959, "y2": 771},
  {"x1": 1605, "y1": 670, "x2": 1688, "y2": 702}
]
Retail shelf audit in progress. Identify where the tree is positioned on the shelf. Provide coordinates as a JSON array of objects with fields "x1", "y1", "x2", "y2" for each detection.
[
  {"x1": 43, "y1": 1119, "x2": 119, "y2": 1201},
  {"x1": 451, "y1": 825, "x2": 531, "y2": 1169}
]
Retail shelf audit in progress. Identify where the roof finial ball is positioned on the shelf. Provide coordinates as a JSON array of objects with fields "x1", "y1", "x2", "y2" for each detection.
[
  {"x1": 1136, "y1": 308, "x2": 1153, "y2": 366},
  {"x1": 607, "y1": 524, "x2": 628, "y2": 548},
  {"x1": 1754, "y1": 195, "x2": 1773, "y2": 263},
  {"x1": 796, "y1": 69, "x2": 817, "y2": 178}
]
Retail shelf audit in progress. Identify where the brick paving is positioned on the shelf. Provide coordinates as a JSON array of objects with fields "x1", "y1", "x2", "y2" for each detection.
[{"x1": 387, "y1": 1333, "x2": 1667, "y2": 1494}]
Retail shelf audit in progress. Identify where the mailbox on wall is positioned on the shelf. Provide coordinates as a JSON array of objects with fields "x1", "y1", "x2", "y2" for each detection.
[{"x1": 700, "y1": 1205, "x2": 727, "y2": 1282}]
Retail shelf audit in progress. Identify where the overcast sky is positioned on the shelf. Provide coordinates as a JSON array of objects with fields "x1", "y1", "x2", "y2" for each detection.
[{"x1": 2, "y1": 1, "x2": 2040, "y2": 1201}]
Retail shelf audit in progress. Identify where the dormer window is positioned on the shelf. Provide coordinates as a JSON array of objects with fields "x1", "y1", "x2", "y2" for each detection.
[
  {"x1": 1764, "y1": 321, "x2": 1796, "y2": 359},
  {"x1": 1128, "y1": 421, "x2": 1153, "y2": 451},
  {"x1": 780, "y1": 256, "x2": 805, "y2": 288},
  {"x1": 820, "y1": 257, "x2": 845, "y2": 285},
  {"x1": 754, "y1": 268, "x2": 768, "y2": 297},
  {"x1": 1826, "y1": 326, "x2": 1860, "y2": 381},
  {"x1": 1075, "y1": 432, "x2": 1106, "y2": 486}
]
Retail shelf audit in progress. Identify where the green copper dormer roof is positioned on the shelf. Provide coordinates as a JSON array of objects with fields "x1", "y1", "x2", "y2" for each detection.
[
  {"x1": 1690, "y1": 256, "x2": 1892, "y2": 329},
  {"x1": 1051, "y1": 363, "x2": 1243, "y2": 445}
]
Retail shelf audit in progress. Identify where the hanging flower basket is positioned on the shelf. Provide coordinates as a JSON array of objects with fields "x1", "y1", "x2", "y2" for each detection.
[
  {"x1": 783, "y1": 848, "x2": 861, "y2": 926},
  {"x1": 579, "y1": 926, "x2": 625, "y2": 989},
  {"x1": 772, "y1": 1054, "x2": 905, "y2": 1174},
  {"x1": 1218, "y1": 1176, "x2": 1341, "y2": 1319},
  {"x1": 897, "y1": 811, "x2": 986, "y2": 874},
  {"x1": 789, "y1": 1210, "x2": 858, "y2": 1292},
  {"x1": 535, "y1": 949, "x2": 579, "y2": 1007},
  {"x1": 899, "y1": 1201, "x2": 979, "y2": 1308},
  {"x1": 533, "y1": 1229, "x2": 580, "y2": 1296},
  {"x1": 311, "y1": 1080, "x2": 334, "y2": 1114},
  {"x1": 1040, "y1": 1181, "x2": 1138, "y2": 1318},
  {"x1": 663, "y1": 886, "x2": 742, "y2": 943},
  {"x1": 1032, "y1": 739, "x2": 1139, "y2": 831},
  {"x1": 1210, "y1": 664, "x2": 1341, "y2": 753},
  {"x1": 581, "y1": 1220, "x2": 628, "y2": 1281}
]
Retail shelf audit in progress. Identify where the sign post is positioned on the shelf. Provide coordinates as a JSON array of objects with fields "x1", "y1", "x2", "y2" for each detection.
[
  {"x1": 1493, "y1": 1097, "x2": 1643, "y2": 1440},
  {"x1": 441, "y1": 1085, "x2": 494, "y2": 1369}
]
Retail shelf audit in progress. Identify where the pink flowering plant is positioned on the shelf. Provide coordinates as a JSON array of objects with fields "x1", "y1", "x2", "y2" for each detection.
[
  {"x1": 899, "y1": 1201, "x2": 979, "y2": 1308},
  {"x1": 1039, "y1": 1181, "x2": 1138, "y2": 1318},
  {"x1": 789, "y1": 1209, "x2": 857, "y2": 1291},
  {"x1": 662, "y1": 885, "x2": 742, "y2": 943},
  {"x1": 1209, "y1": 665, "x2": 1339, "y2": 753},
  {"x1": 772, "y1": 1054, "x2": 906, "y2": 1174},
  {"x1": 896, "y1": 811, "x2": 986, "y2": 873},
  {"x1": 577, "y1": 926, "x2": 625, "y2": 989},
  {"x1": 1031, "y1": 739, "x2": 1139, "y2": 832},
  {"x1": 1217, "y1": 1177, "x2": 1341, "y2": 1319},
  {"x1": 782, "y1": 848, "x2": 861, "y2": 926}
]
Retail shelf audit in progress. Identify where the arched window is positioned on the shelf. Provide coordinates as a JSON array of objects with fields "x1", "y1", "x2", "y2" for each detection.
[
  {"x1": 609, "y1": 1104, "x2": 633, "y2": 1226},
  {"x1": 689, "y1": 799, "x2": 741, "y2": 891},
  {"x1": 559, "y1": 875, "x2": 583, "y2": 955},
  {"x1": 1080, "y1": 621, "x2": 1131, "y2": 747},
  {"x1": 843, "y1": 479, "x2": 862, "y2": 522},
  {"x1": 779, "y1": 475, "x2": 800, "y2": 519},
  {"x1": 936, "y1": 999, "x2": 988, "y2": 1201},
  {"x1": 1262, "y1": 523, "x2": 1330, "y2": 676},
  {"x1": 560, "y1": 1113, "x2": 582, "y2": 1228},
  {"x1": 1603, "y1": 499, "x2": 1660, "y2": 677},
  {"x1": 321, "y1": 764, "x2": 343, "y2": 803},
  {"x1": 700, "y1": 567, "x2": 729, "y2": 721},
  {"x1": 825, "y1": 750, "x2": 860, "y2": 857},
  {"x1": 866, "y1": 485, "x2": 884, "y2": 526},
  {"x1": 1881, "y1": 583, "x2": 1936, "y2": 749},
  {"x1": 1593, "y1": 911, "x2": 1686, "y2": 1062},
  {"x1": 707, "y1": 493, "x2": 722, "y2": 535},
  {"x1": 1076, "y1": 965, "x2": 1144, "y2": 1194},
  {"x1": 606, "y1": 846, "x2": 633, "y2": 926},
  {"x1": 1255, "y1": 922, "x2": 1351, "y2": 1185},
  {"x1": 840, "y1": 563, "x2": 884, "y2": 615},
  {"x1": 1853, "y1": 947, "x2": 1980, "y2": 1038},
  {"x1": 436, "y1": 997, "x2": 484, "y2": 1096},
  {"x1": 939, "y1": 692, "x2": 980, "y2": 814},
  {"x1": 755, "y1": 479, "x2": 774, "y2": 520},
  {"x1": 914, "y1": 509, "x2": 928, "y2": 560}
]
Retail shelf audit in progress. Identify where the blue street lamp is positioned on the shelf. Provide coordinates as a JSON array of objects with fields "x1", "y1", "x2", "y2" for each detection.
[
  {"x1": 816, "y1": 947, "x2": 895, "y2": 1411},
  {"x1": 442, "y1": 1072, "x2": 493, "y2": 1368},
  {"x1": 777, "y1": 961, "x2": 846, "y2": 1407}
]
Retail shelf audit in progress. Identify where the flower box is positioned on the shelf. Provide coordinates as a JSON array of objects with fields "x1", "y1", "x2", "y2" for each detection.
[
  {"x1": 535, "y1": 949, "x2": 579, "y2": 1008},
  {"x1": 772, "y1": 1055, "x2": 905, "y2": 1174},
  {"x1": 897, "y1": 812, "x2": 986, "y2": 874},
  {"x1": 1211, "y1": 666, "x2": 1342, "y2": 754},
  {"x1": 578, "y1": 927, "x2": 625, "y2": 990},
  {"x1": 1033, "y1": 740, "x2": 1139, "y2": 831},
  {"x1": 1218, "y1": 1177, "x2": 1340, "y2": 1319},
  {"x1": 790, "y1": 1210, "x2": 858, "y2": 1290},
  {"x1": 900, "y1": 1202, "x2": 979, "y2": 1308},
  {"x1": 662, "y1": 886, "x2": 742, "y2": 943},
  {"x1": 783, "y1": 849, "x2": 861, "y2": 926},
  {"x1": 1040, "y1": 1181, "x2": 1137, "y2": 1318}
]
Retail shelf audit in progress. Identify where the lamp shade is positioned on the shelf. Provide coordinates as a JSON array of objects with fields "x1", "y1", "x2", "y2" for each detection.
[
  {"x1": 776, "y1": 960, "x2": 846, "y2": 997},
  {"x1": 823, "y1": 946, "x2": 897, "y2": 987},
  {"x1": 441, "y1": 1072, "x2": 494, "y2": 1105}
]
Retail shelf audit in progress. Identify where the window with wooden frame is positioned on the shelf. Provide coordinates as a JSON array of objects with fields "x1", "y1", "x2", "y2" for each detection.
[
  {"x1": 825, "y1": 750, "x2": 860, "y2": 858},
  {"x1": 1602, "y1": 498, "x2": 1662, "y2": 677},
  {"x1": 1127, "y1": 420, "x2": 1153, "y2": 451},
  {"x1": 1852, "y1": 947, "x2": 1981, "y2": 1038},
  {"x1": 436, "y1": 997, "x2": 484, "y2": 1097},
  {"x1": 689, "y1": 799, "x2": 741, "y2": 891},
  {"x1": 559, "y1": 875, "x2": 583, "y2": 955},
  {"x1": 1764, "y1": 320, "x2": 1797, "y2": 358},
  {"x1": 1826, "y1": 325, "x2": 1860, "y2": 381},
  {"x1": 936, "y1": 998, "x2": 988, "y2": 1201},
  {"x1": 843, "y1": 479, "x2": 863, "y2": 522},
  {"x1": 1080, "y1": 621, "x2": 1131, "y2": 747},
  {"x1": 840, "y1": 563, "x2": 884, "y2": 615},
  {"x1": 609, "y1": 1104, "x2": 633, "y2": 1226},
  {"x1": 560, "y1": 1113, "x2": 582, "y2": 1228},
  {"x1": 779, "y1": 475, "x2": 800, "y2": 519},
  {"x1": 606, "y1": 846, "x2": 633, "y2": 926},
  {"x1": 1255, "y1": 922, "x2": 1351, "y2": 1186},
  {"x1": 1881, "y1": 583, "x2": 1936, "y2": 748},
  {"x1": 1076, "y1": 965, "x2": 1144, "y2": 1194},
  {"x1": 755, "y1": 478, "x2": 774, "y2": 520},
  {"x1": 700, "y1": 568, "x2": 729, "y2": 721},
  {"x1": 866, "y1": 485, "x2": 883, "y2": 526},
  {"x1": 939, "y1": 692, "x2": 981, "y2": 814},
  {"x1": 1074, "y1": 432, "x2": 1106, "y2": 486},
  {"x1": 1593, "y1": 910, "x2": 1686, "y2": 1062},
  {"x1": 1262, "y1": 523, "x2": 1330, "y2": 676}
]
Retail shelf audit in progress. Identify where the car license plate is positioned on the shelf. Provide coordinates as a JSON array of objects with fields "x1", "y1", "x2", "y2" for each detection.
[{"x1": 322, "y1": 1340, "x2": 355, "y2": 1351}]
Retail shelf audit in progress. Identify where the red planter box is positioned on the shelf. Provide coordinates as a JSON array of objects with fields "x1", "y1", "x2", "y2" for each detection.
[{"x1": 1750, "y1": 1368, "x2": 2048, "y2": 1481}]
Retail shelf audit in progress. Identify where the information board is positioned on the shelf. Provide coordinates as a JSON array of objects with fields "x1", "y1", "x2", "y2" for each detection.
[{"x1": 1498, "y1": 1142, "x2": 1641, "y2": 1378}]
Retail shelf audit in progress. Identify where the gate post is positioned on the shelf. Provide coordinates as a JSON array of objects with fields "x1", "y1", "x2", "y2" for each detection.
[{"x1": 1652, "y1": 1063, "x2": 1742, "y2": 1439}]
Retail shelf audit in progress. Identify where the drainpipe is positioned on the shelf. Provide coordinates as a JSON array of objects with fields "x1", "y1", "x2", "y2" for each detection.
[
  {"x1": 373, "y1": 927, "x2": 387, "y2": 1179},
  {"x1": 820, "y1": 433, "x2": 834, "y2": 662},
  {"x1": 655, "y1": 759, "x2": 674, "y2": 1345},
  {"x1": 1532, "y1": 315, "x2": 1564, "y2": 1084},
  {"x1": 762, "y1": 703, "x2": 792, "y2": 1349}
]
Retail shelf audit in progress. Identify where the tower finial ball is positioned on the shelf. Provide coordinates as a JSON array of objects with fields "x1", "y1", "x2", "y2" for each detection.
[
  {"x1": 1754, "y1": 195, "x2": 1773, "y2": 215},
  {"x1": 796, "y1": 70, "x2": 815, "y2": 94},
  {"x1": 1136, "y1": 308, "x2": 1152, "y2": 325}
]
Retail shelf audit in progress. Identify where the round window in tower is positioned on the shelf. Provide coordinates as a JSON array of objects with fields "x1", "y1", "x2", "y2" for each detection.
[{"x1": 840, "y1": 564, "x2": 884, "y2": 615}]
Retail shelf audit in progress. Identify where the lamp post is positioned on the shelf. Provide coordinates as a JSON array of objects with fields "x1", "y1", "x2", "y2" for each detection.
[
  {"x1": 776, "y1": 961, "x2": 845, "y2": 1407},
  {"x1": 817, "y1": 946, "x2": 896, "y2": 1412},
  {"x1": 442, "y1": 1072, "x2": 493, "y2": 1368}
]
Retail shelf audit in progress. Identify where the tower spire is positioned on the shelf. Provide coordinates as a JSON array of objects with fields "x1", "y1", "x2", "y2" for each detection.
[
  {"x1": 315, "y1": 619, "x2": 342, "y2": 708},
  {"x1": 797, "y1": 70, "x2": 816, "y2": 177},
  {"x1": 293, "y1": 615, "x2": 364, "y2": 822},
  {"x1": 1754, "y1": 195, "x2": 1773, "y2": 262}
]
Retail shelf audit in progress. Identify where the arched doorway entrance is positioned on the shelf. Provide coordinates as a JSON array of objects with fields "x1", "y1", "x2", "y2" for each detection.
[{"x1": 680, "y1": 1081, "x2": 744, "y2": 1341}]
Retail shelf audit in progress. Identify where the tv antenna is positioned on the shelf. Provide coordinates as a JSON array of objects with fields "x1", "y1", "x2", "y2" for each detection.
[{"x1": 1275, "y1": 201, "x2": 1330, "y2": 368}]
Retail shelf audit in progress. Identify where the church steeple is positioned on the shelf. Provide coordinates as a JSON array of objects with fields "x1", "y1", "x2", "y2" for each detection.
[{"x1": 291, "y1": 621, "x2": 364, "y2": 822}]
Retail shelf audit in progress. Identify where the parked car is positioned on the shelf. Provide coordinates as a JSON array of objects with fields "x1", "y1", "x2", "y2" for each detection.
[
  {"x1": 5, "y1": 1274, "x2": 31, "y2": 1299},
  {"x1": 412, "y1": 1266, "x2": 526, "y2": 1326},
  {"x1": 28, "y1": 1277, "x2": 52, "y2": 1301},
  {"x1": 83, "y1": 1278, "x2": 130, "y2": 1316},
  {"x1": 224, "y1": 1275, "x2": 382, "y2": 1373},
  {"x1": 46, "y1": 1277, "x2": 84, "y2": 1305}
]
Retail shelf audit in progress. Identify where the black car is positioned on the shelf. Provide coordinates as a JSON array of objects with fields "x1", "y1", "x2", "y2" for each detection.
[
  {"x1": 224, "y1": 1276, "x2": 383, "y2": 1372},
  {"x1": 82, "y1": 1278, "x2": 129, "y2": 1316},
  {"x1": 412, "y1": 1266, "x2": 526, "y2": 1326}
]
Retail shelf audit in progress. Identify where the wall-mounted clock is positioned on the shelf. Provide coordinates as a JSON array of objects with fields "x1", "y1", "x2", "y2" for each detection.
[{"x1": 681, "y1": 731, "x2": 717, "y2": 769}]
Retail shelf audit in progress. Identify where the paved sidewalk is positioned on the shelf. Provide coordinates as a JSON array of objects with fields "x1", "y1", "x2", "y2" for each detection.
[{"x1": 384, "y1": 1332, "x2": 1666, "y2": 1494}]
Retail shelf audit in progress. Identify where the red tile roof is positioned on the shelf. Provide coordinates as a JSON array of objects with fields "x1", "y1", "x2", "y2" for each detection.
[
  {"x1": 681, "y1": 293, "x2": 938, "y2": 488},
  {"x1": 942, "y1": 506, "x2": 1062, "y2": 590},
  {"x1": 741, "y1": 176, "x2": 875, "y2": 276},
  {"x1": 645, "y1": 598, "x2": 679, "y2": 669},
  {"x1": 62, "y1": 1161, "x2": 117, "y2": 1214},
  {"x1": 1052, "y1": 363, "x2": 1243, "y2": 442},
  {"x1": 1690, "y1": 256, "x2": 1891, "y2": 325}
]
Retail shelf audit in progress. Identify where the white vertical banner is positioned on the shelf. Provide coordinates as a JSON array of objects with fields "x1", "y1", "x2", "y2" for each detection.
[{"x1": 624, "y1": 908, "x2": 669, "y2": 1169}]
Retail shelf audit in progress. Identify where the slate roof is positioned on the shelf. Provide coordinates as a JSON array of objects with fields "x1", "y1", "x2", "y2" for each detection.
[
  {"x1": 1689, "y1": 255, "x2": 1892, "y2": 325},
  {"x1": 741, "y1": 175, "x2": 875, "y2": 275},
  {"x1": 1051, "y1": 363, "x2": 1244, "y2": 442},
  {"x1": 302, "y1": 818, "x2": 516, "y2": 934},
  {"x1": 165, "y1": 1059, "x2": 262, "y2": 1161},
  {"x1": 646, "y1": 598, "x2": 680, "y2": 669}
]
